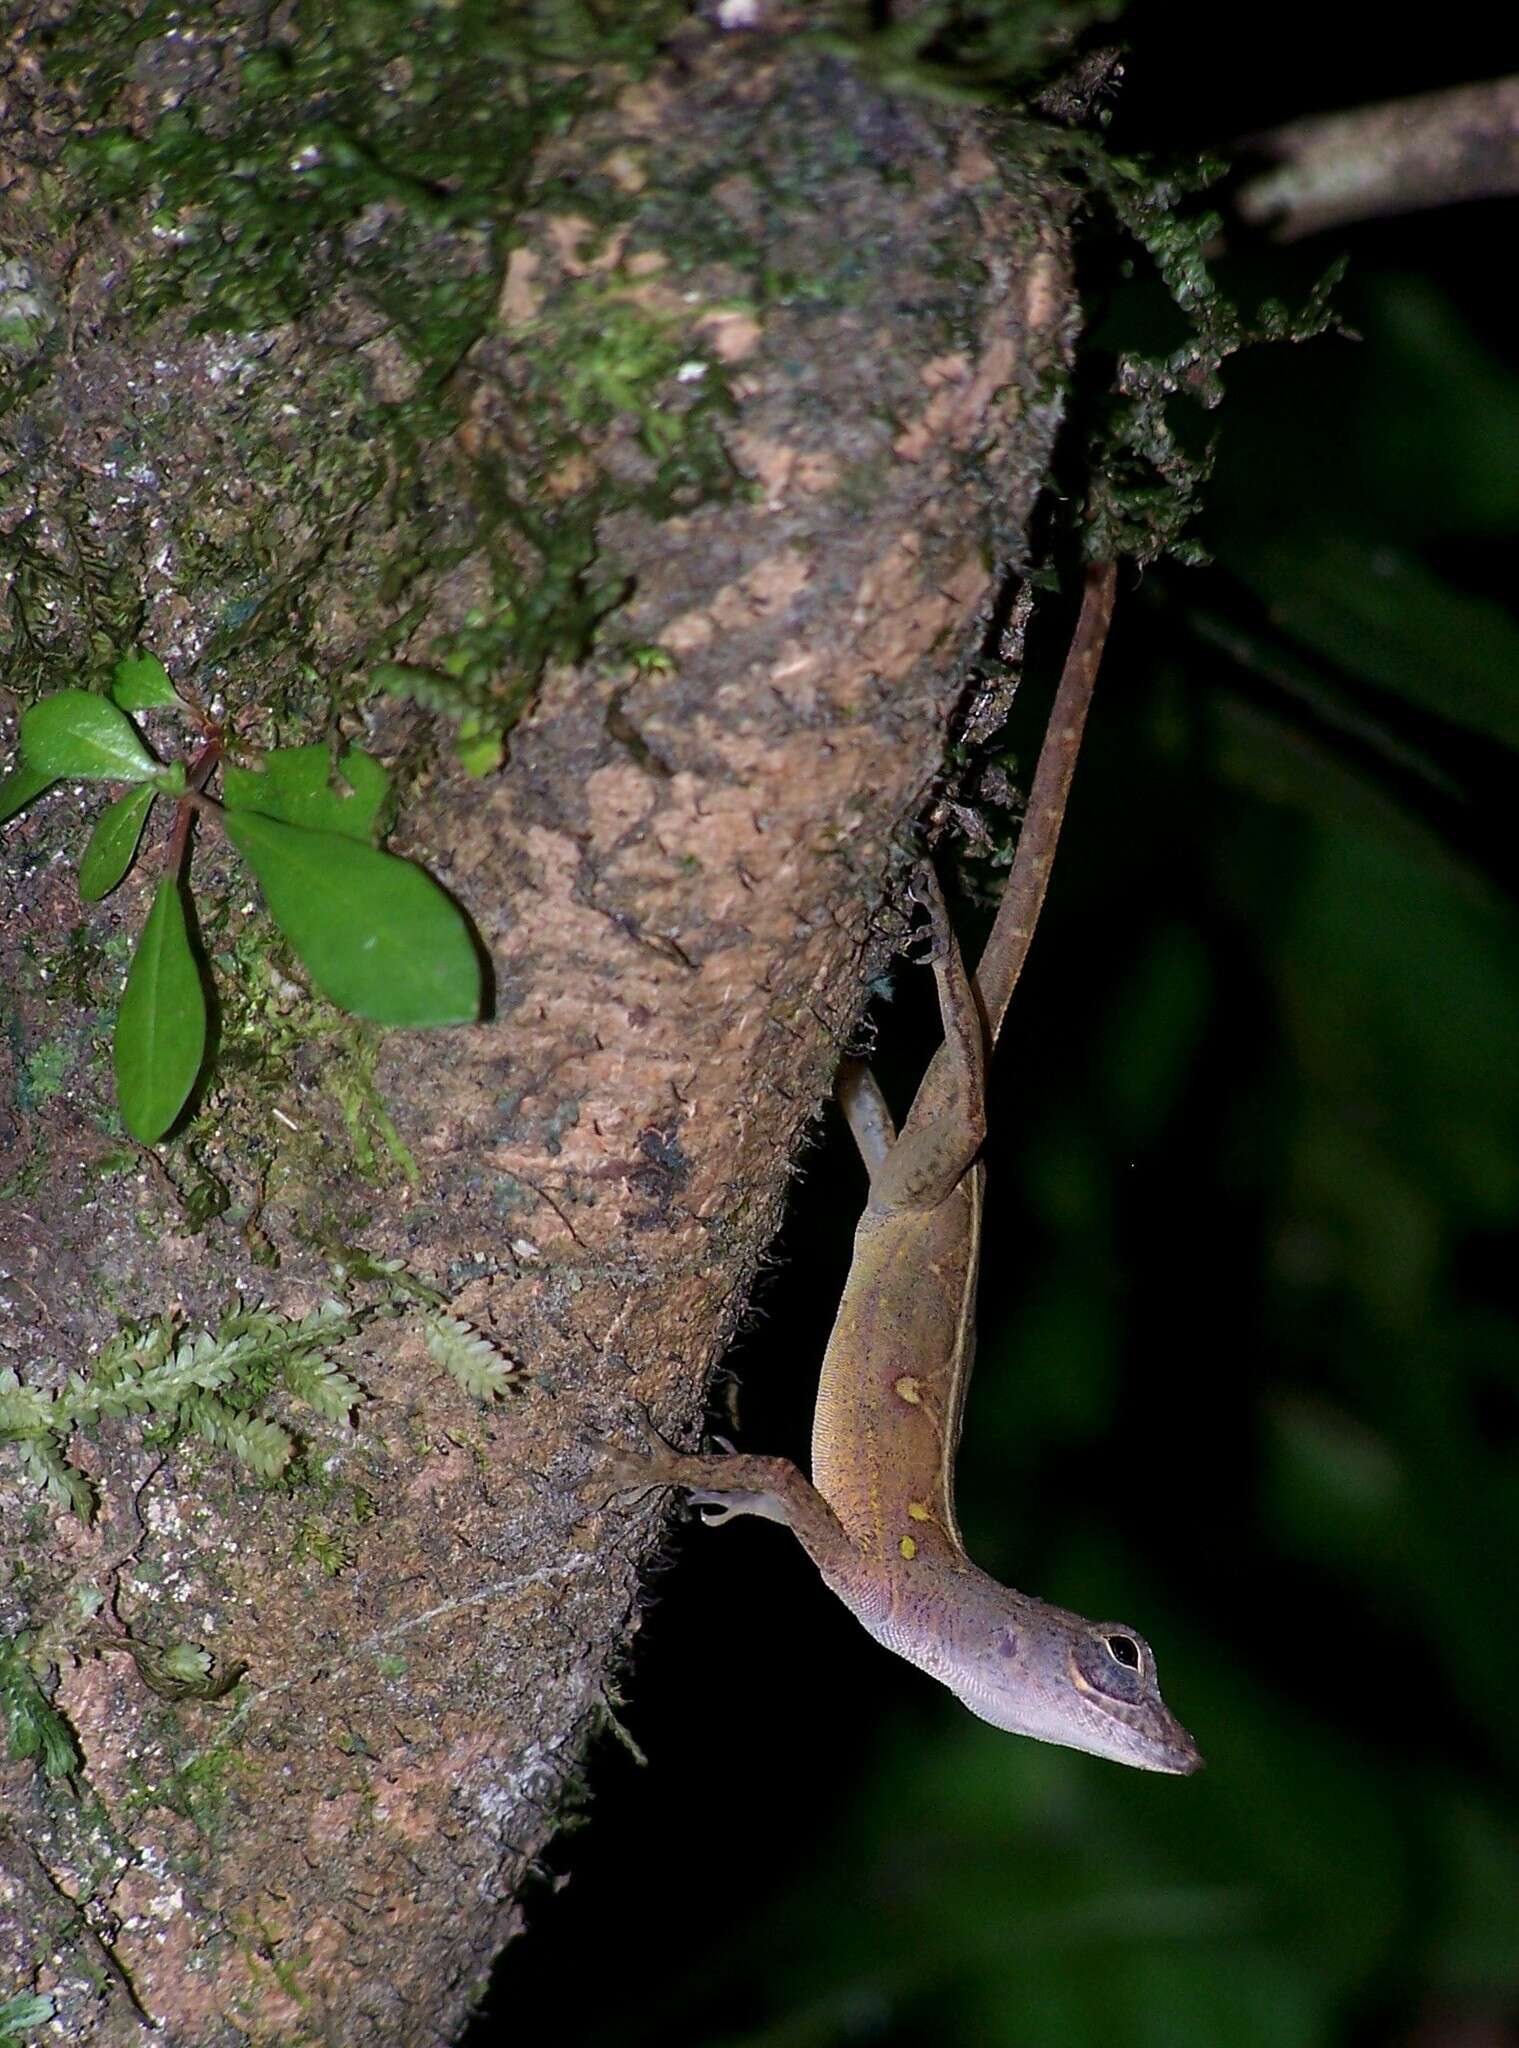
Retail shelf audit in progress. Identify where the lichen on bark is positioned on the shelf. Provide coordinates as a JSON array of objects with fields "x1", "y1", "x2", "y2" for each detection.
[{"x1": 2, "y1": 6, "x2": 1088, "y2": 2038}]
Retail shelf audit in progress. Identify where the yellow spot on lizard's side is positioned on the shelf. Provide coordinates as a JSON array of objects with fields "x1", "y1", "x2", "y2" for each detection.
[
  {"x1": 906, "y1": 1500, "x2": 931, "y2": 1521},
  {"x1": 899, "y1": 1534, "x2": 918, "y2": 1560},
  {"x1": 893, "y1": 1374, "x2": 922, "y2": 1404}
]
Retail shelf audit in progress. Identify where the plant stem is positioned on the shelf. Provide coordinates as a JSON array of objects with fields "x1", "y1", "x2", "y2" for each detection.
[{"x1": 164, "y1": 733, "x2": 223, "y2": 878}]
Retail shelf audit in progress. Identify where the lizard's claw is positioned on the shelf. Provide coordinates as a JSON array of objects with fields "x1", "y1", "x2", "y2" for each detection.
[
  {"x1": 684, "y1": 1491, "x2": 742, "y2": 1524},
  {"x1": 580, "y1": 1409, "x2": 756, "y2": 1519},
  {"x1": 580, "y1": 1406, "x2": 683, "y2": 1503}
]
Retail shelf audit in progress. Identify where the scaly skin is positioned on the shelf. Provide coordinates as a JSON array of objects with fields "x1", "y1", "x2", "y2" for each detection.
[{"x1": 602, "y1": 565, "x2": 1201, "y2": 1775}]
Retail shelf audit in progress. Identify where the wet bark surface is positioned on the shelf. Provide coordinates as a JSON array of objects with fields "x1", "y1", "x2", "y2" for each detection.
[{"x1": 0, "y1": 9, "x2": 1077, "y2": 2040}]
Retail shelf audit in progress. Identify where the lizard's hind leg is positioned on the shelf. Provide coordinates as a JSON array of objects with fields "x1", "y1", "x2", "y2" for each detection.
[
  {"x1": 863, "y1": 867, "x2": 988, "y2": 1215},
  {"x1": 837, "y1": 1059, "x2": 896, "y2": 1176}
]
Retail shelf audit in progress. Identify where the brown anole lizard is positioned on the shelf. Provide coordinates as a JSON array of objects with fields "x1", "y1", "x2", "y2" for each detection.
[{"x1": 603, "y1": 562, "x2": 1201, "y2": 1774}]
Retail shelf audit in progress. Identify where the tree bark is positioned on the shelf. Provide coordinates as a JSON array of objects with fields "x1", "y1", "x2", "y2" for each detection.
[{"x1": 1, "y1": 9, "x2": 1078, "y2": 2040}]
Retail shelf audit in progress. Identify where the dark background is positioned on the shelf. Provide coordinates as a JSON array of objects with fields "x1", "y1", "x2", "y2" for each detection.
[{"x1": 474, "y1": 8, "x2": 1519, "y2": 2043}]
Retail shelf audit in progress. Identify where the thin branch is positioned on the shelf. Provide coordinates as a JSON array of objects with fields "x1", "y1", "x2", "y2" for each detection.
[{"x1": 1237, "y1": 75, "x2": 1519, "y2": 239}]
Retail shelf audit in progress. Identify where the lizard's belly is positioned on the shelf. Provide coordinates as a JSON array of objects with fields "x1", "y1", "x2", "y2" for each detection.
[{"x1": 811, "y1": 1180, "x2": 979, "y2": 1564}]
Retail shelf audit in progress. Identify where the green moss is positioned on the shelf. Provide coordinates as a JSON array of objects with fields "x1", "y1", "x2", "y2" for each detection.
[
  {"x1": 13, "y1": 0, "x2": 720, "y2": 758},
  {"x1": 18, "y1": 1032, "x2": 74, "y2": 1110},
  {"x1": 197, "y1": 918, "x2": 425, "y2": 1201},
  {"x1": 50, "y1": 0, "x2": 686, "y2": 344},
  {"x1": 0, "y1": 508, "x2": 150, "y2": 698},
  {"x1": 0, "y1": 1153, "x2": 47, "y2": 1204},
  {"x1": 165, "y1": 1143, "x2": 235, "y2": 1232},
  {"x1": 813, "y1": 0, "x2": 1122, "y2": 102},
  {"x1": 292, "y1": 1514, "x2": 354, "y2": 1577},
  {"x1": 159, "y1": 1744, "x2": 244, "y2": 1831},
  {"x1": 369, "y1": 268, "x2": 745, "y2": 765},
  {"x1": 261, "y1": 1952, "x2": 315, "y2": 2011},
  {"x1": 90, "y1": 1142, "x2": 139, "y2": 1179},
  {"x1": 1081, "y1": 153, "x2": 1343, "y2": 565}
]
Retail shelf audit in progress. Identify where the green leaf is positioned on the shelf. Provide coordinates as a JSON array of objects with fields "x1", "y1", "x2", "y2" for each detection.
[
  {"x1": 0, "y1": 759, "x2": 55, "y2": 824},
  {"x1": 111, "y1": 651, "x2": 179, "y2": 710},
  {"x1": 20, "y1": 691, "x2": 159, "y2": 783},
  {"x1": 423, "y1": 1312, "x2": 520, "y2": 1400},
  {"x1": 224, "y1": 811, "x2": 481, "y2": 1026},
  {"x1": 456, "y1": 725, "x2": 506, "y2": 778},
  {"x1": 0, "y1": 1992, "x2": 57, "y2": 2036},
  {"x1": 15, "y1": 1438, "x2": 96, "y2": 1523},
  {"x1": 78, "y1": 785, "x2": 157, "y2": 902},
  {"x1": 1244, "y1": 536, "x2": 1519, "y2": 753},
  {"x1": 0, "y1": 1636, "x2": 80, "y2": 1781},
  {"x1": 161, "y1": 1641, "x2": 213, "y2": 1685},
  {"x1": 114, "y1": 879, "x2": 208, "y2": 1142},
  {"x1": 222, "y1": 744, "x2": 389, "y2": 840}
]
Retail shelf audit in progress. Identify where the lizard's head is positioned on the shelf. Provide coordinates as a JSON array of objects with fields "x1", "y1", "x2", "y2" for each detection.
[{"x1": 934, "y1": 1577, "x2": 1202, "y2": 1774}]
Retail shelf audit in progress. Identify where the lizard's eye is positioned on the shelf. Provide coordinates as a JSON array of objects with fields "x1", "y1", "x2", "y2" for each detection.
[{"x1": 1073, "y1": 1627, "x2": 1150, "y2": 1704}]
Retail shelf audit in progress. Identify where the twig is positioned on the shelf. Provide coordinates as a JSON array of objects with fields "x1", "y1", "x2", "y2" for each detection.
[{"x1": 1237, "y1": 75, "x2": 1519, "y2": 240}]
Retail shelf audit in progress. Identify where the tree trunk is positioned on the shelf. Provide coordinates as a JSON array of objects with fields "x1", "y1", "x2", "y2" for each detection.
[{"x1": 1, "y1": 9, "x2": 1079, "y2": 2040}]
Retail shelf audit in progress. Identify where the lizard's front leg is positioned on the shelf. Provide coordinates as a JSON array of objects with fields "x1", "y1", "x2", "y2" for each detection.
[{"x1": 593, "y1": 1415, "x2": 861, "y2": 1584}]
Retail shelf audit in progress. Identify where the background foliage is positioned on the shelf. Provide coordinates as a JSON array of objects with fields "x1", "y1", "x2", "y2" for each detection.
[{"x1": 471, "y1": 5, "x2": 1519, "y2": 2046}]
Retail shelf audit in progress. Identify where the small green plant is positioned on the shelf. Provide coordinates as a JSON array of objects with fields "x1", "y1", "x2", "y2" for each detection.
[
  {"x1": 293, "y1": 1514, "x2": 356, "y2": 1577},
  {"x1": 370, "y1": 657, "x2": 512, "y2": 780},
  {"x1": 421, "y1": 1312, "x2": 520, "y2": 1401},
  {"x1": 1, "y1": 654, "x2": 481, "y2": 1141},
  {"x1": 0, "y1": 1633, "x2": 79, "y2": 1782},
  {"x1": 0, "y1": 1994, "x2": 56, "y2": 2046},
  {"x1": 80, "y1": 1630, "x2": 247, "y2": 1701},
  {"x1": 0, "y1": 1296, "x2": 523, "y2": 1523},
  {"x1": 0, "y1": 1300, "x2": 366, "y2": 1519}
]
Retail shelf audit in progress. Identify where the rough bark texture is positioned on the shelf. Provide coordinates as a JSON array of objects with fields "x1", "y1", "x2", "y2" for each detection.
[{"x1": 1, "y1": 8, "x2": 1077, "y2": 2041}]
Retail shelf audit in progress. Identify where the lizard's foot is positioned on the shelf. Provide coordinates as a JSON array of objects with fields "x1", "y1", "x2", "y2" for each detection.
[
  {"x1": 906, "y1": 863, "x2": 954, "y2": 965},
  {"x1": 584, "y1": 1418, "x2": 807, "y2": 1536},
  {"x1": 592, "y1": 1431, "x2": 854, "y2": 1570},
  {"x1": 582, "y1": 1407, "x2": 698, "y2": 1502}
]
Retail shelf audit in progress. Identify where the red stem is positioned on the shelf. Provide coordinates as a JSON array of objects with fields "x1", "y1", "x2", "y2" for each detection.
[{"x1": 164, "y1": 733, "x2": 223, "y2": 879}]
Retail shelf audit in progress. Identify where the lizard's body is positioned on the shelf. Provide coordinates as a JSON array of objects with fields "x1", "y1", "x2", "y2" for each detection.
[{"x1": 606, "y1": 564, "x2": 1201, "y2": 1775}]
